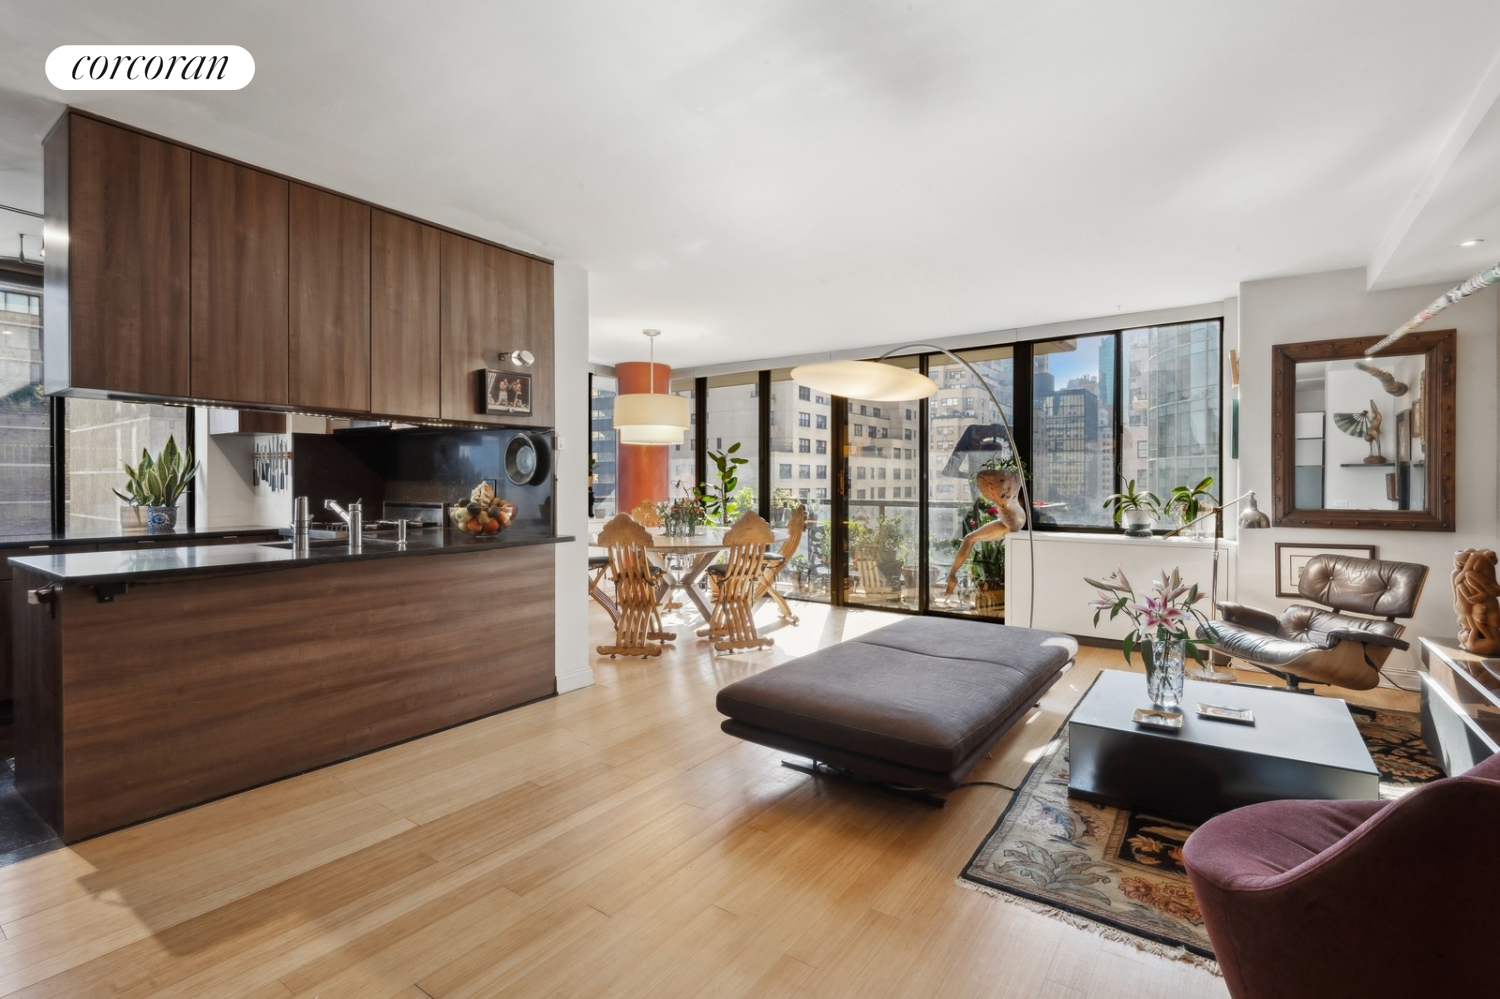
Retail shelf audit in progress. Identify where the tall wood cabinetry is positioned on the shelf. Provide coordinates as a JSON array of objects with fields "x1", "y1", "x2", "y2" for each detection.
[
  {"x1": 190, "y1": 154, "x2": 290, "y2": 405},
  {"x1": 440, "y1": 233, "x2": 554, "y2": 427},
  {"x1": 43, "y1": 110, "x2": 555, "y2": 428},
  {"x1": 371, "y1": 211, "x2": 441, "y2": 419},
  {"x1": 290, "y1": 184, "x2": 370, "y2": 413},
  {"x1": 43, "y1": 114, "x2": 191, "y2": 398}
]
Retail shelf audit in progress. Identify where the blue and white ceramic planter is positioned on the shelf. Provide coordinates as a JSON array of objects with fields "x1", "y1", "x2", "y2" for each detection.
[{"x1": 146, "y1": 505, "x2": 178, "y2": 534}]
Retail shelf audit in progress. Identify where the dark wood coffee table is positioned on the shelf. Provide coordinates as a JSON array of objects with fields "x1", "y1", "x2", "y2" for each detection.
[{"x1": 1067, "y1": 671, "x2": 1379, "y2": 823}]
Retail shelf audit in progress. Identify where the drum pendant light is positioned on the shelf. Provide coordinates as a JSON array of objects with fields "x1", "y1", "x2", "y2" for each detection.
[{"x1": 613, "y1": 329, "x2": 690, "y2": 445}]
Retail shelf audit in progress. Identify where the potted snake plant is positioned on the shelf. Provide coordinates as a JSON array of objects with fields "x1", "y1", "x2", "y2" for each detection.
[{"x1": 113, "y1": 436, "x2": 200, "y2": 534}]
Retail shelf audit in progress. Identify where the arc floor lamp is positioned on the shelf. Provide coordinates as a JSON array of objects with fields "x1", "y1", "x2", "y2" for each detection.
[{"x1": 791, "y1": 344, "x2": 1036, "y2": 629}]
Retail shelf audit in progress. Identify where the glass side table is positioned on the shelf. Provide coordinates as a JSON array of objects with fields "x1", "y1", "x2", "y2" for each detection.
[{"x1": 1418, "y1": 637, "x2": 1500, "y2": 775}]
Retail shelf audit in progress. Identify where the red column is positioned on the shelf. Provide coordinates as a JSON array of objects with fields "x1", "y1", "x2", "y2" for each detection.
[{"x1": 614, "y1": 361, "x2": 673, "y2": 517}]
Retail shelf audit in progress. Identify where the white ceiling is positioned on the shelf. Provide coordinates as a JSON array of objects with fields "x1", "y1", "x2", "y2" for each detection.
[{"x1": 0, "y1": 1, "x2": 1498, "y2": 367}]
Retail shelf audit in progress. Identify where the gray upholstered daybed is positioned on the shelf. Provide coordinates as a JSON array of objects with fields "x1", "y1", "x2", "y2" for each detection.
[{"x1": 716, "y1": 617, "x2": 1077, "y2": 803}]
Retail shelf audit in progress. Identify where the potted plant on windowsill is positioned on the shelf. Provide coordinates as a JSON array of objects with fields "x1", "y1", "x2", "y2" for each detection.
[
  {"x1": 1165, "y1": 476, "x2": 1217, "y2": 538},
  {"x1": 1103, "y1": 479, "x2": 1161, "y2": 537},
  {"x1": 113, "y1": 436, "x2": 199, "y2": 535}
]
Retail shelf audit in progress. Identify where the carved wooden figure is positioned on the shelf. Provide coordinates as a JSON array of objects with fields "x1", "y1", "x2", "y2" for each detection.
[
  {"x1": 596, "y1": 514, "x2": 675, "y2": 658},
  {"x1": 945, "y1": 468, "x2": 1027, "y2": 595},
  {"x1": 1453, "y1": 548, "x2": 1500, "y2": 655}
]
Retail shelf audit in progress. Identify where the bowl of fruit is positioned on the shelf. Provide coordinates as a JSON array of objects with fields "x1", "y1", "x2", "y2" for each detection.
[{"x1": 450, "y1": 481, "x2": 517, "y2": 537}]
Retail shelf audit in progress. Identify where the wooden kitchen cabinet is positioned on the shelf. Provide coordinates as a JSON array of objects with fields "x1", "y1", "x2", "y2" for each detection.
[
  {"x1": 440, "y1": 233, "x2": 553, "y2": 427},
  {"x1": 190, "y1": 153, "x2": 289, "y2": 406},
  {"x1": 290, "y1": 184, "x2": 370, "y2": 413},
  {"x1": 43, "y1": 114, "x2": 191, "y2": 398},
  {"x1": 371, "y1": 210, "x2": 441, "y2": 419},
  {"x1": 46, "y1": 111, "x2": 557, "y2": 429},
  {"x1": 522, "y1": 254, "x2": 555, "y2": 427}
]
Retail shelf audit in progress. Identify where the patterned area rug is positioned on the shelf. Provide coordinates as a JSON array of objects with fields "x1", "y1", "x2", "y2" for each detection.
[{"x1": 958, "y1": 693, "x2": 1442, "y2": 969}]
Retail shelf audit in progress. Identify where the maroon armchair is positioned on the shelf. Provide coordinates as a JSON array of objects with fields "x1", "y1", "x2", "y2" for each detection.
[{"x1": 1183, "y1": 752, "x2": 1500, "y2": 998}]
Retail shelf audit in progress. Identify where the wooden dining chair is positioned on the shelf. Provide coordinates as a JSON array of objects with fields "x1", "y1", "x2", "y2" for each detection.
[
  {"x1": 755, "y1": 504, "x2": 806, "y2": 624},
  {"x1": 587, "y1": 552, "x2": 619, "y2": 624},
  {"x1": 698, "y1": 511, "x2": 775, "y2": 653},
  {"x1": 595, "y1": 514, "x2": 675, "y2": 658},
  {"x1": 629, "y1": 500, "x2": 662, "y2": 528}
]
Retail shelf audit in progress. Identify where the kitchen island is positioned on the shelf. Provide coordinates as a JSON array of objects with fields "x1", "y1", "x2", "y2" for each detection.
[{"x1": 11, "y1": 532, "x2": 566, "y2": 842}]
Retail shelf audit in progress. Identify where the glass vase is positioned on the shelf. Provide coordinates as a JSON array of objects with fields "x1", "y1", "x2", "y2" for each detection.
[{"x1": 1146, "y1": 637, "x2": 1186, "y2": 712}]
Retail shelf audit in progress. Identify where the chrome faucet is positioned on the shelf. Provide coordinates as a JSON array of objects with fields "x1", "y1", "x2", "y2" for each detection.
[{"x1": 325, "y1": 498, "x2": 363, "y2": 550}]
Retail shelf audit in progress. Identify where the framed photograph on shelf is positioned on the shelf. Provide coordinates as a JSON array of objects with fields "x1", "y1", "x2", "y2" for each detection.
[
  {"x1": 482, "y1": 369, "x2": 532, "y2": 416},
  {"x1": 1276, "y1": 543, "x2": 1378, "y2": 598}
]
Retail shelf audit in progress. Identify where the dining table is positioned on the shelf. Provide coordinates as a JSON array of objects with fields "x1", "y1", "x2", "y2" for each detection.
[{"x1": 589, "y1": 525, "x2": 790, "y2": 624}]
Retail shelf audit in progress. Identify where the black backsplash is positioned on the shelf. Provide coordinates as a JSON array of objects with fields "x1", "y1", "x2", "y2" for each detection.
[{"x1": 293, "y1": 427, "x2": 556, "y2": 539}]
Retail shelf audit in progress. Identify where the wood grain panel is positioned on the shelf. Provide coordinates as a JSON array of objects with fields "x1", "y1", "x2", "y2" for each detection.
[
  {"x1": 19, "y1": 546, "x2": 554, "y2": 841},
  {"x1": 370, "y1": 210, "x2": 441, "y2": 419},
  {"x1": 523, "y1": 254, "x2": 556, "y2": 426},
  {"x1": 13, "y1": 569, "x2": 62, "y2": 832},
  {"x1": 440, "y1": 234, "x2": 554, "y2": 427},
  {"x1": 439, "y1": 232, "x2": 504, "y2": 425},
  {"x1": 190, "y1": 154, "x2": 289, "y2": 405},
  {"x1": 51, "y1": 115, "x2": 191, "y2": 397},
  {"x1": 290, "y1": 184, "x2": 371, "y2": 413}
]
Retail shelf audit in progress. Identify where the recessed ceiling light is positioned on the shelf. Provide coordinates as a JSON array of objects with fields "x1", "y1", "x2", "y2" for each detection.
[
  {"x1": 1459, "y1": 238, "x2": 1485, "y2": 247},
  {"x1": 1, "y1": 329, "x2": 12, "y2": 336}
]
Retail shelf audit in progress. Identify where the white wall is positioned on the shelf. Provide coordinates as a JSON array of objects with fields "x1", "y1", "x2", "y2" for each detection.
[
  {"x1": 1235, "y1": 267, "x2": 1500, "y2": 679},
  {"x1": 553, "y1": 264, "x2": 593, "y2": 693},
  {"x1": 192, "y1": 409, "x2": 292, "y2": 529}
]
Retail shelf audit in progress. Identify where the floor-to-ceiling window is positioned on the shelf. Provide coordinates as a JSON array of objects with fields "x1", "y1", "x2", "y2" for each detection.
[
  {"x1": 770, "y1": 370, "x2": 832, "y2": 601},
  {"x1": 703, "y1": 374, "x2": 760, "y2": 520},
  {"x1": 842, "y1": 359, "x2": 922, "y2": 610},
  {"x1": 589, "y1": 373, "x2": 618, "y2": 518},
  {"x1": 622, "y1": 317, "x2": 1220, "y2": 621},
  {"x1": 668, "y1": 380, "x2": 697, "y2": 497},
  {"x1": 0, "y1": 279, "x2": 50, "y2": 535},
  {"x1": 927, "y1": 346, "x2": 1015, "y2": 616}
]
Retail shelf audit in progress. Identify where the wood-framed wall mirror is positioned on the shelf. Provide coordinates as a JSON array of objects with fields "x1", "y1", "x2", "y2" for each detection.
[{"x1": 1271, "y1": 329, "x2": 1455, "y2": 531}]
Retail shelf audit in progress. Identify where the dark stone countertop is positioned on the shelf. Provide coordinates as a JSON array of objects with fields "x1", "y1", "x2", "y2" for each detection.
[
  {"x1": 0, "y1": 526, "x2": 283, "y2": 552},
  {"x1": 8, "y1": 531, "x2": 571, "y2": 585}
]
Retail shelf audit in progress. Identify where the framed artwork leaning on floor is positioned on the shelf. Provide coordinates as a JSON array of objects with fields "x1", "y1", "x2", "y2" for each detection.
[{"x1": 1276, "y1": 543, "x2": 1378, "y2": 597}]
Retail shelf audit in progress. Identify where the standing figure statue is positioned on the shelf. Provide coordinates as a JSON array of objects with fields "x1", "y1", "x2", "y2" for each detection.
[
  {"x1": 944, "y1": 466, "x2": 1027, "y2": 596},
  {"x1": 1363, "y1": 399, "x2": 1385, "y2": 464},
  {"x1": 1453, "y1": 548, "x2": 1500, "y2": 655}
]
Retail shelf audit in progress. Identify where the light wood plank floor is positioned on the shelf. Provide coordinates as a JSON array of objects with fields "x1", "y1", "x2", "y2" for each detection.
[{"x1": 0, "y1": 600, "x2": 1416, "y2": 997}]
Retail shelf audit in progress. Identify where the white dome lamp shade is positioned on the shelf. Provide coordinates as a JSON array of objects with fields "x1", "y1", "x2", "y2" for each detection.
[
  {"x1": 613, "y1": 329, "x2": 690, "y2": 445},
  {"x1": 788, "y1": 359, "x2": 938, "y2": 402}
]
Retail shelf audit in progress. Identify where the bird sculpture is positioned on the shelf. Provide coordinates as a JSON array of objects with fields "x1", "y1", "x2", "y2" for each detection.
[
  {"x1": 1333, "y1": 400, "x2": 1386, "y2": 464},
  {"x1": 1355, "y1": 360, "x2": 1408, "y2": 396}
]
